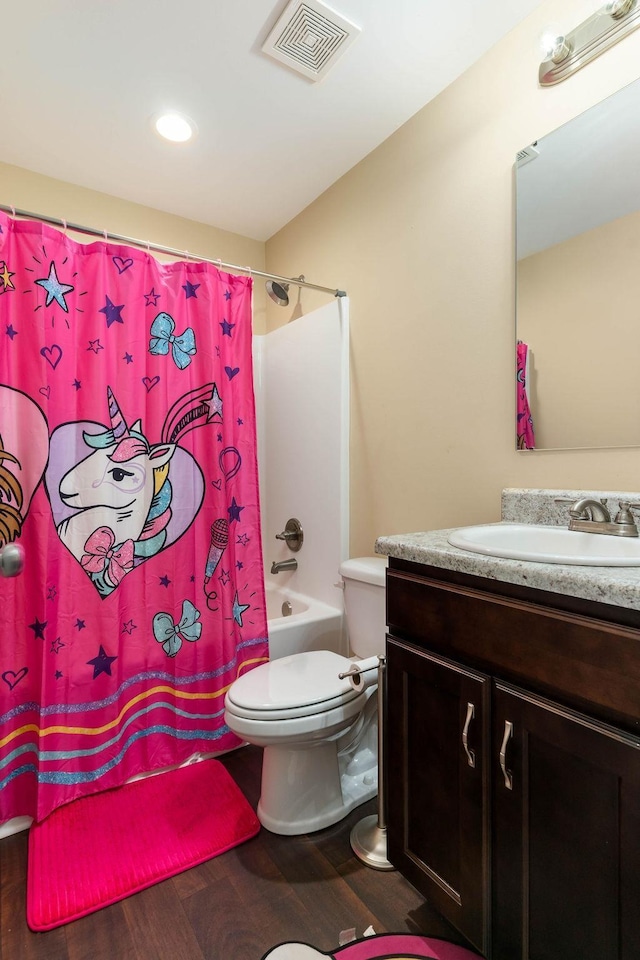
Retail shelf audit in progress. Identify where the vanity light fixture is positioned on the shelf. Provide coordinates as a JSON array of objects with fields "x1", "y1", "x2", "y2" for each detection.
[
  {"x1": 539, "y1": 0, "x2": 640, "y2": 85},
  {"x1": 154, "y1": 113, "x2": 196, "y2": 143}
]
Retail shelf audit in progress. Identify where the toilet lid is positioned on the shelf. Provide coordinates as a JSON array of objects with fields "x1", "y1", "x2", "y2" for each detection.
[{"x1": 225, "y1": 650, "x2": 365, "y2": 719}]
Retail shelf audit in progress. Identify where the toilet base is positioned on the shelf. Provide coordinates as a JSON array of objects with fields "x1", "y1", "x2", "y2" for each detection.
[{"x1": 257, "y1": 736, "x2": 377, "y2": 836}]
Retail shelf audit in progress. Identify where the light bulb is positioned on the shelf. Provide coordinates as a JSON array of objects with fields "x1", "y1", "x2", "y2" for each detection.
[
  {"x1": 154, "y1": 113, "x2": 196, "y2": 143},
  {"x1": 539, "y1": 25, "x2": 571, "y2": 63},
  {"x1": 607, "y1": 0, "x2": 634, "y2": 18}
]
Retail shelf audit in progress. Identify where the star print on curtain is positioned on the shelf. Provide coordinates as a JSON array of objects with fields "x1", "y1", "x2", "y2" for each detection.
[{"x1": 0, "y1": 212, "x2": 268, "y2": 823}]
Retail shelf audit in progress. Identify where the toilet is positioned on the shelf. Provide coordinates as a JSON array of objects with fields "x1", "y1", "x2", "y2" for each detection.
[{"x1": 223, "y1": 556, "x2": 388, "y2": 835}]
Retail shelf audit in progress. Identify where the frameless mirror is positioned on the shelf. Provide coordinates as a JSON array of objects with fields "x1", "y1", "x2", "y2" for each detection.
[{"x1": 515, "y1": 77, "x2": 640, "y2": 450}]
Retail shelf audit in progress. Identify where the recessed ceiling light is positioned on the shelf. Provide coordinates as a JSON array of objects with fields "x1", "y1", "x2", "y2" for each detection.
[{"x1": 154, "y1": 113, "x2": 196, "y2": 143}]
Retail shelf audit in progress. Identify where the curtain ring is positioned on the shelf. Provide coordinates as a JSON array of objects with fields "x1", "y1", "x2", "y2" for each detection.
[
  {"x1": 62, "y1": 219, "x2": 67, "y2": 235},
  {"x1": 217, "y1": 259, "x2": 222, "y2": 272},
  {"x1": 184, "y1": 249, "x2": 190, "y2": 262},
  {"x1": 103, "y1": 229, "x2": 108, "y2": 242},
  {"x1": 10, "y1": 206, "x2": 16, "y2": 217}
]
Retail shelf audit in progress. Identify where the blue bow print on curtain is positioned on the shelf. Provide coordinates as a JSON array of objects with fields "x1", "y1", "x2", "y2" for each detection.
[
  {"x1": 153, "y1": 599, "x2": 202, "y2": 657},
  {"x1": 149, "y1": 312, "x2": 197, "y2": 370}
]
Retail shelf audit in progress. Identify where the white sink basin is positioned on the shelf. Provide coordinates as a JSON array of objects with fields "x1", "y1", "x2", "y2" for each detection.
[{"x1": 448, "y1": 523, "x2": 640, "y2": 566}]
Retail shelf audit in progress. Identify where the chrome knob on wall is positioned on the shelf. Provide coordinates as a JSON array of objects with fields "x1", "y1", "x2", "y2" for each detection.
[
  {"x1": 275, "y1": 518, "x2": 304, "y2": 552},
  {"x1": 0, "y1": 543, "x2": 25, "y2": 577}
]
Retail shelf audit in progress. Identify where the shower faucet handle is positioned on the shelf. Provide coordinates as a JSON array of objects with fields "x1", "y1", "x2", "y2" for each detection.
[{"x1": 274, "y1": 518, "x2": 304, "y2": 552}]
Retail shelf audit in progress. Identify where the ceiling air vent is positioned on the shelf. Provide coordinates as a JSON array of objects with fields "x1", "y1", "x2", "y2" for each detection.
[
  {"x1": 516, "y1": 144, "x2": 540, "y2": 167},
  {"x1": 262, "y1": 0, "x2": 361, "y2": 82}
]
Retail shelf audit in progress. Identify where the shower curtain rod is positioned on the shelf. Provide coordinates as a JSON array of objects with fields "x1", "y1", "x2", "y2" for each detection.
[{"x1": 0, "y1": 204, "x2": 347, "y2": 298}]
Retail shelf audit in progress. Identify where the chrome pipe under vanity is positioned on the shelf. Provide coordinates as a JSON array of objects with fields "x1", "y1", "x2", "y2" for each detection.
[{"x1": 555, "y1": 497, "x2": 640, "y2": 537}]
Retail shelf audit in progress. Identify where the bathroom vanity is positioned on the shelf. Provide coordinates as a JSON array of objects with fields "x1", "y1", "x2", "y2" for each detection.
[{"x1": 377, "y1": 489, "x2": 640, "y2": 960}]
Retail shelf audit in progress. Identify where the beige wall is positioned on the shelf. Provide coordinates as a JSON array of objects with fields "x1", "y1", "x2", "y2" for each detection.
[
  {"x1": 265, "y1": 0, "x2": 640, "y2": 557},
  {"x1": 0, "y1": 162, "x2": 268, "y2": 332},
  {"x1": 518, "y1": 209, "x2": 640, "y2": 449}
]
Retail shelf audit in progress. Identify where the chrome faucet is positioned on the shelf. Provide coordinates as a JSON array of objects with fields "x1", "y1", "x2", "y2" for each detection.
[
  {"x1": 270, "y1": 558, "x2": 298, "y2": 574},
  {"x1": 568, "y1": 497, "x2": 611, "y2": 523},
  {"x1": 555, "y1": 496, "x2": 640, "y2": 537}
]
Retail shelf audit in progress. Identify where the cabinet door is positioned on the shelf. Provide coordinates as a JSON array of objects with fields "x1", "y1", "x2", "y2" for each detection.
[
  {"x1": 493, "y1": 682, "x2": 640, "y2": 960},
  {"x1": 386, "y1": 637, "x2": 491, "y2": 956}
]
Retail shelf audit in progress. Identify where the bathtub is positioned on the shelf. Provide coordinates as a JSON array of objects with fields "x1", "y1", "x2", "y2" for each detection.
[{"x1": 265, "y1": 584, "x2": 345, "y2": 661}]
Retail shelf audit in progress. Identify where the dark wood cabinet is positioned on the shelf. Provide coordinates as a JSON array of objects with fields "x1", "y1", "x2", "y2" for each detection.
[
  {"x1": 385, "y1": 557, "x2": 640, "y2": 960},
  {"x1": 387, "y1": 639, "x2": 490, "y2": 956},
  {"x1": 492, "y1": 682, "x2": 640, "y2": 960}
]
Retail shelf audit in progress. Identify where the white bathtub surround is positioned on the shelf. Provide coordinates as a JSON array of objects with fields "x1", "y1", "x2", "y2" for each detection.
[{"x1": 254, "y1": 299, "x2": 349, "y2": 613}]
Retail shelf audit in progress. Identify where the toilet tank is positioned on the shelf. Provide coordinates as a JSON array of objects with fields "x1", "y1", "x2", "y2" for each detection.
[{"x1": 339, "y1": 556, "x2": 388, "y2": 658}]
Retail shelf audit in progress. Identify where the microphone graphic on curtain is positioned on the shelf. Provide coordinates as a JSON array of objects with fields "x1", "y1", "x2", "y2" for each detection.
[{"x1": 203, "y1": 518, "x2": 229, "y2": 610}]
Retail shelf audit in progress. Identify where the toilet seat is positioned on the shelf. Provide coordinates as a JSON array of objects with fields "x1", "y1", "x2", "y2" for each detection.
[{"x1": 225, "y1": 650, "x2": 365, "y2": 721}]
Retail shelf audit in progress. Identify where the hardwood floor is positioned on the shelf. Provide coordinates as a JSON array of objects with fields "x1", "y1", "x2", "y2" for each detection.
[{"x1": 0, "y1": 746, "x2": 469, "y2": 960}]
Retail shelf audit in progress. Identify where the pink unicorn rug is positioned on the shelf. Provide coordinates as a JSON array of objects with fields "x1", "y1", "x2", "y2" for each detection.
[
  {"x1": 27, "y1": 759, "x2": 259, "y2": 930},
  {"x1": 260, "y1": 934, "x2": 481, "y2": 960}
]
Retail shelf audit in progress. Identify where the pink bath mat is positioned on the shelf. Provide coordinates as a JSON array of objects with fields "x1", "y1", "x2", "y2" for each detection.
[
  {"x1": 260, "y1": 934, "x2": 481, "y2": 959},
  {"x1": 27, "y1": 759, "x2": 260, "y2": 930}
]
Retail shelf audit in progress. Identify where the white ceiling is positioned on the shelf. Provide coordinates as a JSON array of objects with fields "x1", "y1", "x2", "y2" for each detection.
[{"x1": 2, "y1": 0, "x2": 548, "y2": 241}]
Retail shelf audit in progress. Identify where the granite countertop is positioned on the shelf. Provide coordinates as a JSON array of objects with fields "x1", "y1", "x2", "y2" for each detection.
[{"x1": 374, "y1": 488, "x2": 640, "y2": 613}]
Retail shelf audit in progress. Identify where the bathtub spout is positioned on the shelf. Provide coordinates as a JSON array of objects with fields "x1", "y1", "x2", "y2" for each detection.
[{"x1": 271, "y1": 558, "x2": 298, "y2": 574}]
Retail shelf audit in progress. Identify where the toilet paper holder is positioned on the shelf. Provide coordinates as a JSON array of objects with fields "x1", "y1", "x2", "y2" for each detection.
[
  {"x1": 340, "y1": 655, "x2": 395, "y2": 871},
  {"x1": 338, "y1": 656, "x2": 379, "y2": 690}
]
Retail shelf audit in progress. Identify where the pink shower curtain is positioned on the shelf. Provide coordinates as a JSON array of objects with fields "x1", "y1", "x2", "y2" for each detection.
[
  {"x1": 0, "y1": 212, "x2": 268, "y2": 823},
  {"x1": 516, "y1": 340, "x2": 535, "y2": 450}
]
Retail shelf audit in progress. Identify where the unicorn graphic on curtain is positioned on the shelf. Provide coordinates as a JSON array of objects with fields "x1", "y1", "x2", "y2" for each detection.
[{"x1": 51, "y1": 383, "x2": 221, "y2": 597}]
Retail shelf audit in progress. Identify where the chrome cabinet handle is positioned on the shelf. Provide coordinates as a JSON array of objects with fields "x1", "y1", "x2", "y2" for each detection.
[
  {"x1": 499, "y1": 720, "x2": 514, "y2": 790},
  {"x1": 462, "y1": 701, "x2": 476, "y2": 769}
]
